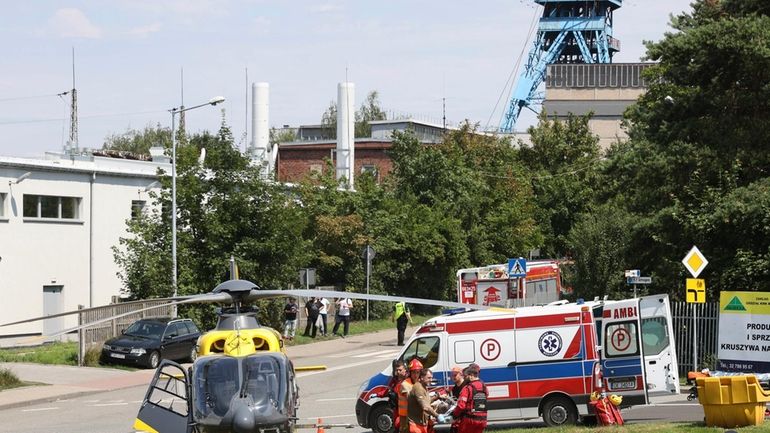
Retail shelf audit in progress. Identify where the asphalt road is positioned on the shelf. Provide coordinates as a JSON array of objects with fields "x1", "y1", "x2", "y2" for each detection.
[{"x1": 0, "y1": 333, "x2": 706, "y2": 433}]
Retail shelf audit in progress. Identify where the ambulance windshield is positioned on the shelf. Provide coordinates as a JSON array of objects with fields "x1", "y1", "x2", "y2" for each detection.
[{"x1": 401, "y1": 336, "x2": 440, "y2": 369}]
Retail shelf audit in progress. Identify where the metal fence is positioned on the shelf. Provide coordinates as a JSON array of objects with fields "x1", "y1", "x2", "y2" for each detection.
[
  {"x1": 76, "y1": 300, "x2": 173, "y2": 366},
  {"x1": 671, "y1": 301, "x2": 719, "y2": 376}
]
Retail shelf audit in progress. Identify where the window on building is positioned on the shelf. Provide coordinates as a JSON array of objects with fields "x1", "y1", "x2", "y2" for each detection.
[
  {"x1": 23, "y1": 195, "x2": 80, "y2": 220},
  {"x1": 0, "y1": 193, "x2": 5, "y2": 218},
  {"x1": 131, "y1": 200, "x2": 146, "y2": 220},
  {"x1": 361, "y1": 165, "x2": 379, "y2": 181}
]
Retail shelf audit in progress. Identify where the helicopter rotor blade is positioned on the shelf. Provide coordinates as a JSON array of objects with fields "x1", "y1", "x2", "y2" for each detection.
[
  {"x1": 244, "y1": 289, "x2": 490, "y2": 311},
  {"x1": 35, "y1": 292, "x2": 235, "y2": 339},
  {"x1": 0, "y1": 295, "x2": 197, "y2": 328}
]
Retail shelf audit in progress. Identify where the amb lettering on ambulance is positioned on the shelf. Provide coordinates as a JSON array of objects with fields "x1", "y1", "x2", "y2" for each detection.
[{"x1": 355, "y1": 295, "x2": 680, "y2": 429}]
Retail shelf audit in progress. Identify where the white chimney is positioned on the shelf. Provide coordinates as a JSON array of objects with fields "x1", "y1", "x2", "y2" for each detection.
[
  {"x1": 336, "y1": 82, "x2": 355, "y2": 188},
  {"x1": 251, "y1": 82, "x2": 270, "y2": 175}
]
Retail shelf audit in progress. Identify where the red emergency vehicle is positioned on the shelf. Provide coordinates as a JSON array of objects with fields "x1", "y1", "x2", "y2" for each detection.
[
  {"x1": 457, "y1": 260, "x2": 565, "y2": 307},
  {"x1": 355, "y1": 295, "x2": 679, "y2": 431}
]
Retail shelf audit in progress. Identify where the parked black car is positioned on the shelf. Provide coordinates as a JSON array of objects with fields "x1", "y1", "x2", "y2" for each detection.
[{"x1": 100, "y1": 317, "x2": 200, "y2": 368}]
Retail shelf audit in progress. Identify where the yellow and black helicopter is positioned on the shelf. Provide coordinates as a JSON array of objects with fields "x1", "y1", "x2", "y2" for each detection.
[{"x1": 0, "y1": 263, "x2": 486, "y2": 433}]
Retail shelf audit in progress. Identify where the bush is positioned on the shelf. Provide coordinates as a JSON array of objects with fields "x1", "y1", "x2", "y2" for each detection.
[
  {"x1": 83, "y1": 346, "x2": 103, "y2": 367},
  {"x1": 0, "y1": 368, "x2": 22, "y2": 390}
]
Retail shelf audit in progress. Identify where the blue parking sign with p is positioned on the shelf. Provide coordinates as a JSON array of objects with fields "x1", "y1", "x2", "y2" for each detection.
[{"x1": 508, "y1": 258, "x2": 527, "y2": 277}]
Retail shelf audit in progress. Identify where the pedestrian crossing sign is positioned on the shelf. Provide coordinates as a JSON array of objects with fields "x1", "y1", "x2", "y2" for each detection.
[{"x1": 508, "y1": 258, "x2": 527, "y2": 278}]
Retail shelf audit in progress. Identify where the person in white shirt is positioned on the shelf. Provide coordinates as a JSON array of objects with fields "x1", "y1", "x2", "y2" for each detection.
[
  {"x1": 332, "y1": 297, "x2": 353, "y2": 337},
  {"x1": 317, "y1": 297, "x2": 330, "y2": 336}
]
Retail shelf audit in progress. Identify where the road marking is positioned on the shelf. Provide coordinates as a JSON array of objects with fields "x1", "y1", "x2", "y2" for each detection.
[
  {"x1": 92, "y1": 402, "x2": 129, "y2": 407},
  {"x1": 82, "y1": 400, "x2": 100, "y2": 403},
  {"x1": 317, "y1": 397, "x2": 357, "y2": 402},
  {"x1": 22, "y1": 407, "x2": 59, "y2": 412},
  {"x1": 304, "y1": 414, "x2": 355, "y2": 420},
  {"x1": 352, "y1": 349, "x2": 397, "y2": 358},
  {"x1": 298, "y1": 358, "x2": 389, "y2": 377}
]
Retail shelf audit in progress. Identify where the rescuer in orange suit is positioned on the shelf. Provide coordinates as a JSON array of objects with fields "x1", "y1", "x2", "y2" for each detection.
[
  {"x1": 451, "y1": 363, "x2": 488, "y2": 433},
  {"x1": 389, "y1": 360, "x2": 408, "y2": 433},
  {"x1": 398, "y1": 358, "x2": 423, "y2": 433}
]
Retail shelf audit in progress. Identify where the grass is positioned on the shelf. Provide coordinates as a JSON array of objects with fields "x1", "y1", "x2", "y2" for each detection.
[
  {"x1": 0, "y1": 341, "x2": 79, "y2": 365},
  {"x1": 490, "y1": 423, "x2": 767, "y2": 433},
  {"x1": 0, "y1": 367, "x2": 23, "y2": 390},
  {"x1": 284, "y1": 315, "x2": 431, "y2": 346}
]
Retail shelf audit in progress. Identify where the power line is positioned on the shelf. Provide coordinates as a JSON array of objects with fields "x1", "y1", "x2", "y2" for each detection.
[
  {"x1": 0, "y1": 109, "x2": 166, "y2": 125},
  {"x1": 0, "y1": 93, "x2": 61, "y2": 103}
]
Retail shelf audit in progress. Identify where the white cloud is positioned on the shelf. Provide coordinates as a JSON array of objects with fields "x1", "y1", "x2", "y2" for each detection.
[
  {"x1": 49, "y1": 8, "x2": 102, "y2": 39},
  {"x1": 310, "y1": 3, "x2": 342, "y2": 14},
  {"x1": 127, "y1": 22, "x2": 162, "y2": 37}
]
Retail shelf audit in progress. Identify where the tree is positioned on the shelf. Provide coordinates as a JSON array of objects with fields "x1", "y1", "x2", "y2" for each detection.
[
  {"x1": 102, "y1": 124, "x2": 171, "y2": 156},
  {"x1": 389, "y1": 124, "x2": 542, "y2": 266},
  {"x1": 355, "y1": 91, "x2": 387, "y2": 138},
  {"x1": 319, "y1": 90, "x2": 387, "y2": 139},
  {"x1": 114, "y1": 120, "x2": 310, "y2": 329},
  {"x1": 600, "y1": 0, "x2": 770, "y2": 296},
  {"x1": 519, "y1": 112, "x2": 602, "y2": 258},
  {"x1": 565, "y1": 202, "x2": 636, "y2": 300}
]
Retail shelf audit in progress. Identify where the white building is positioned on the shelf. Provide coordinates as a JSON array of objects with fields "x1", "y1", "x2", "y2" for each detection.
[{"x1": 0, "y1": 151, "x2": 168, "y2": 339}]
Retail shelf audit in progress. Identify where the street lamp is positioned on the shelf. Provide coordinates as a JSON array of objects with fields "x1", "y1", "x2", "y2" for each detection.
[{"x1": 170, "y1": 96, "x2": 225, "y2": 307}]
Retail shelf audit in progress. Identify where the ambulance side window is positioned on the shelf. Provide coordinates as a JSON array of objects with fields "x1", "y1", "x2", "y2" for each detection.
[
  {"x1": 402, "y1": 336, "x2": 440, "y2": 369},
  {"x1": 641, "y1": 316, "x2": 669, "y2": 355},
  {"x1": 453, "y1": 340, "x2": 475, "y2": 364},
  {"x1": 605, "y1": 321, "x2": 639, "y2": 358}
]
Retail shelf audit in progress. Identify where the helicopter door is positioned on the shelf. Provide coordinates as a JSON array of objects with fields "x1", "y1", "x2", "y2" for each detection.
[{"x1": 134, "y1": 360, "x2": 192, "y2": 433}]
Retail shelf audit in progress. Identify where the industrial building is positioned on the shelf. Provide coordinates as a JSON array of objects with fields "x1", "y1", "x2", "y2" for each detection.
[{"x1": 0, "y1": 151, "x2": 167, "y2": 339}]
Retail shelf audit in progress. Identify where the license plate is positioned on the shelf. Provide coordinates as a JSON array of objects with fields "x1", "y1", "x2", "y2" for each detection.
[
  {"x1": 609, "y1": 379, "x2": 635, "y2": 390},
  {"x1": 110, "y1": 353, "x2": 126, "y2": 359}
]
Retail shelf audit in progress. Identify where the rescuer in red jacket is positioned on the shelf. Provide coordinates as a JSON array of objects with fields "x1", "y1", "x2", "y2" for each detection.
[{"x1": 451, "y1": 363, "x2": 488, "y2": 433}]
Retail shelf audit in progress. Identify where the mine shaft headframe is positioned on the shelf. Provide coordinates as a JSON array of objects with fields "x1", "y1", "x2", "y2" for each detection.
[{"x1": 500, "y1": 0, "x2": 622, "y2": 132}]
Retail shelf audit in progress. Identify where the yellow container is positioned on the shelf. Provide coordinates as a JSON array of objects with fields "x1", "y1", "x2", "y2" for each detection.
[{"x1": 696, "y1": 375, "x2": 770, "y2": 428}]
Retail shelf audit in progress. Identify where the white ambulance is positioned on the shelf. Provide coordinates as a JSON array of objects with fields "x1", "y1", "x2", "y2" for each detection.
[{"x1": 355, "y1": 295, "x2": 679, "y2": 432}]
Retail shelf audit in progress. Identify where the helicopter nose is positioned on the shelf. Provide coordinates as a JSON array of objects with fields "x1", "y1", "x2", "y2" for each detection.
[{"x1": 232, "y1": 404, "x2": 256, "y2": 433}]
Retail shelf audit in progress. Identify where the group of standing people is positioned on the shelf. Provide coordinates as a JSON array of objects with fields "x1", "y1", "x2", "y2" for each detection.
[
  {"x1": 283, "y1": 296, "x2": 353, "y2": 340},
  {"x1": 392, "y1": 359, "x2": 488, "y2": 433}
]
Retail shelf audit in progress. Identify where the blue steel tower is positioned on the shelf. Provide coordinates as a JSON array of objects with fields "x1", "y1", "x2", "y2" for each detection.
[{"x1": 500, "y1": 0, "x2": 622, "y2": 132}]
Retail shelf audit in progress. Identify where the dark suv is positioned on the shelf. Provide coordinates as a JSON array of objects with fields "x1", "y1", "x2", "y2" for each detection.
[{"x1": 100, "y1": 318, "x2": 201, "y2": 369}]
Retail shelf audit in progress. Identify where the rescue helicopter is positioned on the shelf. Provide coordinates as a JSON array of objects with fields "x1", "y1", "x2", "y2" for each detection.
[{"x1": 0, "y1": 263, "x2": 487, "y2": 433}]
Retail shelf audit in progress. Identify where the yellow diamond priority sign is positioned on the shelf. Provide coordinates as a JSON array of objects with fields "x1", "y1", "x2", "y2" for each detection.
[{"x1": 682, "y1": 245, "x2": 708, "y2": 278}]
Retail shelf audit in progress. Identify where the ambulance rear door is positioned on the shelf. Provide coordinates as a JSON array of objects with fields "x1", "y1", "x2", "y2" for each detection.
[
  {"x1": 601, "y1": 299, "x2": 647, "y2": 406},
  {"x1": 639, "y1": 295, "x2": 680, "y2": 397}
]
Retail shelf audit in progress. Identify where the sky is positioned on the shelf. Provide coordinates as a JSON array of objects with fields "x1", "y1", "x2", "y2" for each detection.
[{"x1": 0, "y1": 0, "x2": 694, "y2": 158}]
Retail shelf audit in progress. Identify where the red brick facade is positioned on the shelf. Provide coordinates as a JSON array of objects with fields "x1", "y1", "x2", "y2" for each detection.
[{"x1": 276, "y1": 140, "x2": 395, "y2": 184}]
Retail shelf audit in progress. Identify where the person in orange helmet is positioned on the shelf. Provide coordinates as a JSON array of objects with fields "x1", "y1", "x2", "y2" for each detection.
[{"x1": 398, "y1": 358, "x2": 423, "y2": 433}]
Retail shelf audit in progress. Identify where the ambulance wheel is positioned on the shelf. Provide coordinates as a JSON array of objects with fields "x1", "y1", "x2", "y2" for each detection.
[
  {"x1": 542, "y1": 396, "x2": 578, "y2": 426},
  {"x1": 369, "y1": 404, "x2": 394, "y2": 433}
]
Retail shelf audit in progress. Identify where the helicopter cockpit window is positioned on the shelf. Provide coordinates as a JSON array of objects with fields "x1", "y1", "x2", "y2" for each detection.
[
  {"x1": 243, "y1": 356, "x2": 284, "y2": 406},
  {"x1": 193, "y1": 357, "x2": 240, "y2": 419},
  {"x1": 401, "y1": 336, "x2": 440, "y2": 369}
]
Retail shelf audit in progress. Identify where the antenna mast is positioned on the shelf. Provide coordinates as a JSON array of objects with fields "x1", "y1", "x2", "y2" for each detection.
[{"x1": 68, "y1": 47, "x2": 78, "y2": 154}]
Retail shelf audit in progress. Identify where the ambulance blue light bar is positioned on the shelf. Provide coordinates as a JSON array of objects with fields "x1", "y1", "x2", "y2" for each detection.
[{"x1": 442, "y1": 307, "x2": 470, "y2": 315}]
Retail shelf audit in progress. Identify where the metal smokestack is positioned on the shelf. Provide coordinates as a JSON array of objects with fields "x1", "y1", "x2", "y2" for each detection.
[
  {"x1": 252, "y1": 82, "x2": 270, "y2": 175},
  {"x1": 336, "y1": 82, "x2": 355, "y2": 189}
]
